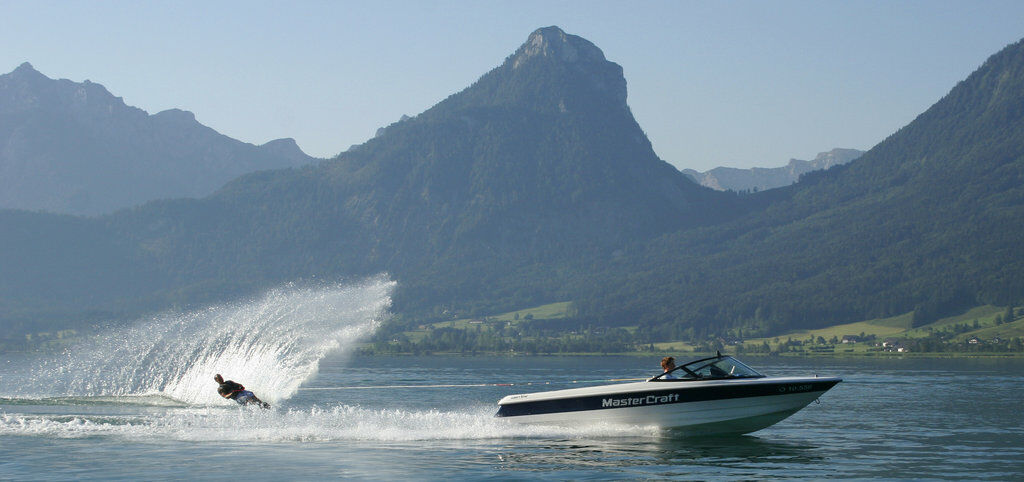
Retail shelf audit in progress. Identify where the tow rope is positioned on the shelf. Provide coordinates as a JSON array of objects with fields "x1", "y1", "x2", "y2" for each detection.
[{"x1": 297, "y1": 377, "x2": 648, "y2": 391}]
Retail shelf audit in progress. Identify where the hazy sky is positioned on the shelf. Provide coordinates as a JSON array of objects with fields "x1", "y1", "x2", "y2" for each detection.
[{"x1": 3, "y1": 1, "x2": 1023, "y2": 171}]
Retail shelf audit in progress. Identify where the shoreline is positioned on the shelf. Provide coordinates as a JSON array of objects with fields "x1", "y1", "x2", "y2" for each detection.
[{"x1": 353, "y1": 348, "x2": 1024, "y2": 359}]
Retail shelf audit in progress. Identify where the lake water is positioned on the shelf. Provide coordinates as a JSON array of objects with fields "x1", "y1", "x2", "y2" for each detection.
[{"x1": 2, "y1": 281, "x2": 1023, "y2": 480}]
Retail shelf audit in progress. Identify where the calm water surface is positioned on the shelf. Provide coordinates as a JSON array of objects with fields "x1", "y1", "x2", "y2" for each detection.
[
  {"x1": 2, "y1": 282, "x2": 1022, "y2": 479},
  {"x1": 3, "y1": 354, "x2": 1023, "y2": 480}
]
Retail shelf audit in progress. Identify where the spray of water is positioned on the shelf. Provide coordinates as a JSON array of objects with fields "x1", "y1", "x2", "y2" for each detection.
[
  {"x1": 4, "y1": 275, "x2": 395, "y2": 404},
  {"x1": 0, "y1": 275, "x2": 668, "y2": 444},
  {"x1": 0, "y1": 405, "x2": 659, "y2": 442}
]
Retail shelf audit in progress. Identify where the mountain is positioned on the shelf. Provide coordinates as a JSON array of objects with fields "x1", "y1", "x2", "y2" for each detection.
[
  {"x1": 583, "y1": 38, "x2": 1024, "y2": 338},
  {"x1": 682, "y1": 148, "x2": 864, "y2": 192},
  {"x1": 336, "y1": 26, "x2": 736, "y2": 258},
  {"x1": 0, "y1": 63, "x2": 317, "y2": 215},
  {"x1": 0, "y1": 27, "x2": 740, "y2": 334},
  {"x1": 4, "y1": 30, "x2": 1023, "y2": 347}
]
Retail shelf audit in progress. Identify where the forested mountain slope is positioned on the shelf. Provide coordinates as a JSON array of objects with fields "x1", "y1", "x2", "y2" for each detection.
[{"x1": 583, "y1": 38, "x2": 1024, "y2": 339}]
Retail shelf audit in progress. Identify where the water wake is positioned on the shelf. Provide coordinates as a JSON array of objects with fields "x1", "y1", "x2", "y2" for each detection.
[
  {"x1": 1, "y1": 275, "x2": 395, "y2": 404},
  {"x1": 0, "y1": 405, "x2": 658, "y2": 442}
]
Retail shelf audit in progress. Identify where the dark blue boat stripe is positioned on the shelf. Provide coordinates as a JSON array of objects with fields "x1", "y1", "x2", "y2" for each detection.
[{"x1": 494, "y1": 380, "x2": 840, "y2": 418}]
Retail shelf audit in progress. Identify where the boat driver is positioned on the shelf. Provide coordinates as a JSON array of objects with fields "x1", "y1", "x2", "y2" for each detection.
[{"x1": 660, "y1": 356, "x2": 678, "y2": 379}]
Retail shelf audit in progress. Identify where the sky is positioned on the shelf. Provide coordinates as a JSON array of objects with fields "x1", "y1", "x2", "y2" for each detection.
[{"x1": 2, "y1": 1, "x2": 1023, "y2": 171}]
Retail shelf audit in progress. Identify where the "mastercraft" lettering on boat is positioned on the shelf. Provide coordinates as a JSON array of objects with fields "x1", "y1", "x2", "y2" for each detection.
[{"x1": 601, "y1": 393, "x2": 680, "y2": 408}]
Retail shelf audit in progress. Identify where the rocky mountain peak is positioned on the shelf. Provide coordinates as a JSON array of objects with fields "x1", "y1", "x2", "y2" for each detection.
[
  {"x1": 808, "y1": 148, "x2": 864, "y2": 169},
  {"x1": 682, "y1": 148, "x2": 865, "y2": 192},
  {"x1": 429, "y1": 27, "x2": 628, "y2": 116},
  {"x1": 10, "y1": 62, "x2": 46, "y2": 80},
  {"x1": 2, "y1": 63, "x2": 50, "y2": 99},
  {"x1": 512, "y1": 26, "x2": 607, "y2": 69},
  {"x1": 153, "y1": 108, "x2": 198, "y2": 123},
  {"x1": 1, "y1": 62, "x2": 128, "y2": 119},
  {"x1": 260, "y1": 137, "x2": 315, "y2": 162}
]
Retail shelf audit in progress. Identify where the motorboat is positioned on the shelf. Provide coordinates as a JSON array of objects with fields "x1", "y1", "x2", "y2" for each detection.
[{"x1": 495, "y1": 353, "x2": 840, "y2": 435}]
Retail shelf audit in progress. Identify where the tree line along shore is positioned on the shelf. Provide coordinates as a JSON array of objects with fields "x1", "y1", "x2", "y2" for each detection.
[{"x1": 4, "y1": 304, "x2": 1021, "y2": 357}]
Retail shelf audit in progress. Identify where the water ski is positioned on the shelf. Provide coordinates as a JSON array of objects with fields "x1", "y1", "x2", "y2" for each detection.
[
  {"x1": 245, "y1": 398, "x2": 270, "y2": 409},
  {"x1": 234, "y1": 390, "x2": 270, "y2": 409}
]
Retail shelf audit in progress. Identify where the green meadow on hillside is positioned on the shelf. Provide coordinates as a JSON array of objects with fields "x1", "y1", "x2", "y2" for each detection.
[
  {"x1": 396, "y1": 302, "x2": 575, "y2": 344},
  {"x1": 373, "y1": 302, "x2": 1022, "y2": 356},
  {"x1": 727, "y1": 305, "x2": 1021, "y2": 355}
]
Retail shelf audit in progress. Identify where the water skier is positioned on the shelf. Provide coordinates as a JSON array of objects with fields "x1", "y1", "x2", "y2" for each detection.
[{"x1": 214, "y1": 374, "x2": 270, "y2": 408}]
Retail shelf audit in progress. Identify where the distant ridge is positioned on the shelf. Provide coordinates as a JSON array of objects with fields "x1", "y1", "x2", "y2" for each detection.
[
  {"x1": 0, "y1": 63, "x2": 318, "y2": 215},
  {"x1": 682, "y1": 148, "x2": 865, "y2": 192}
]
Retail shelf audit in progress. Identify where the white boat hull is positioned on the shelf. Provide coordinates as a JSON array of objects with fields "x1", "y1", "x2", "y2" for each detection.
[{"x1": 496, "y1": 376, "x2": 840, "y2": 435}]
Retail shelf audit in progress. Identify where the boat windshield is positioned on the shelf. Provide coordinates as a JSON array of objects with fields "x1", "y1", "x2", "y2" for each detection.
[{"x1": 657, "y1": 355, "x2": 765, "y2": 380}]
